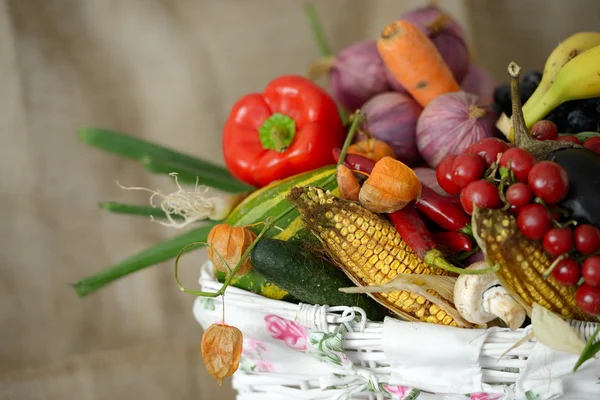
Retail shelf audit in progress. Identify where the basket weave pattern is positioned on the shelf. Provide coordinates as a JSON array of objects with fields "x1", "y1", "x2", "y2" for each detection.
[{"x1": 193, "y1": 262, "x2": 600, "y2": 400}]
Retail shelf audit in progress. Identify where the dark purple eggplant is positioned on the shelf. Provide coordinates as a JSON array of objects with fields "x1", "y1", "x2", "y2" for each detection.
[{"x1": 549, "y1": 147, "x2": 600, "y2": 228}]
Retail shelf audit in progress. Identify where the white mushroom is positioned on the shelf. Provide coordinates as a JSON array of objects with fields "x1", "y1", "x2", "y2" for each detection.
[{"x1": 454, "y1": 261, "x2": 526, "y2": 330}]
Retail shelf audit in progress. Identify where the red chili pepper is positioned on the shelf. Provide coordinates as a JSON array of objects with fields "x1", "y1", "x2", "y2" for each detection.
[
  {"x1": 332, "y1": 148, "x2": 376, "y2": 173},
  {"x1": 415, "y1": 186, "x2": 470, "y2": 232},
  {"x1": 223, "y1": 75, "x2": 345, "y2": 187},
  {"x1": 388, "y1": 206, "x2": 436, "y2": 260},
  {"x1": 388, "y1": 206, "x2": 471, "y2": 275},
  {"x1": 335, "y1": 151, "x2": 473, "y2": 234},
  {"x1": 432, "y1": 231, "x2": 473, "y2": 253}
]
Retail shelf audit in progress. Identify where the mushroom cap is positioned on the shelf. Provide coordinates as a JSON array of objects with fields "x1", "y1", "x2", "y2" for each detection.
[{"x1": 453, "y1": 261, "x2": 500, "y2": 324}]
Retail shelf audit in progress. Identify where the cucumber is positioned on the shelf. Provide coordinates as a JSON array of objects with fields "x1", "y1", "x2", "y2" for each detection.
[
  {"x1": 250, "y1": 239, "x2": 387, "y2": 321},
  {"x1": 216, "y1": 166, "x2": 337, "y2": 300}
]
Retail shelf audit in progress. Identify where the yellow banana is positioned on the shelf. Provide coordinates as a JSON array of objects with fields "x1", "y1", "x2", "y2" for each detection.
[
  {"x1": 523, "y1": 44, "x2": 600, "y2": 129},
  {"x1": 523, "y1": 31, "x2": 600, "y2": 115}
]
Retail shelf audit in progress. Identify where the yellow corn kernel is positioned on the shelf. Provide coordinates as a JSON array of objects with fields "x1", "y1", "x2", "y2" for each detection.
[
  {"x1": 288, "y1": 186, "x2": 459, "y2": 326},
  {"x1": 473, "y1": 208, "x2": 594, "y2": 322}
]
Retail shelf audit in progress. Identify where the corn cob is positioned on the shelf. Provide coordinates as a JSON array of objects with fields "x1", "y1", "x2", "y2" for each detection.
[
  {"x1": 472, "y1": 207, "x2": 593, "y2": 322},
  {"x1": 287, "y1": 186, "x2": 467, "y2": 327}
]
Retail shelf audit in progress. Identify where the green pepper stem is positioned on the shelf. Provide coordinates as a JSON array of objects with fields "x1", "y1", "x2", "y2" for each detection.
[{"x1": 424, "y1": 249, "x2": 499, "y2": 275}]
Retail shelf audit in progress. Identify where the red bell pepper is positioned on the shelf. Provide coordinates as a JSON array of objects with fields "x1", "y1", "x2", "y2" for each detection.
[{"x1": 222, "y1": 75, "x2": 345, "y2": 187}]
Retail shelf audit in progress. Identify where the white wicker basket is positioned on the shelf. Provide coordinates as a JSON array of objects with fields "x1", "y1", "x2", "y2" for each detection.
[{"x1": 193, "y1": 261, "x2": 600, "y2": 400}]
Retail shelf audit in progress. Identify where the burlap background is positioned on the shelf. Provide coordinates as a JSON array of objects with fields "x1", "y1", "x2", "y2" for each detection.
[{"x1": 1, "y1": 0, "x2": 598, "y2": 399}]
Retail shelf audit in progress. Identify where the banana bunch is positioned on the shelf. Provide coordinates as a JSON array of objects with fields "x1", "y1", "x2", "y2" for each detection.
[{"x1": 500, "y1": 32, "x2": 600, "y2": 141}]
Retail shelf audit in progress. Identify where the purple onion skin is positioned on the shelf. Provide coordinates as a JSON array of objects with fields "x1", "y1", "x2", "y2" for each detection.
[
  {"x1": 361, "y1": 92, "x2": 423, "y2": 167},
  {"x1": 465, "y1": 250, "x2": 486, "y2": 265},
  {"x1": 387, "y1": 6, "x2": 469, "y2": 90},
  {"x1": 413, "y1": 167, "x2": 447, "y2": 196},
  {"x1": 330, "y1": 40, "x2": 390, "y2": 112},
  {"x1": 461, "y1": 64, "x2": 498, "y2": 105},
  {"x1": 416, "y1": 92, "x2": 497, "y2": 168}
]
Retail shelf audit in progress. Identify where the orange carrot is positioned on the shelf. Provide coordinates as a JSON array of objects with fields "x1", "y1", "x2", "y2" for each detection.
[{"x1": 377, "y1": 20, "x2": 460, "y2": 107}]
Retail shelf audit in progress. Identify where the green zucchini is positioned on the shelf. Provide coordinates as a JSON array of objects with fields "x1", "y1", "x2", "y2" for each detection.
[
  {"x1": 216, "y1": 166, "x2": 337, "y2": 300},
  {"x1": 250, "y1": 239, "x2": 387, "y2": 321}
]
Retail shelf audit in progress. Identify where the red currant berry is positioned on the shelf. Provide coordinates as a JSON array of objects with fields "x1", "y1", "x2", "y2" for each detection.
[
  {"x1": 517, "y1": 204, "x2": 552, "y2": 240},
  {"x1": 576, "y1": 283, "x2": 600, "y2": 316},
  {"x1": 506, "y1": 182, "x2": 532, "y2": 208},
  {"x1": 460, "y1": 179, "x2": 501, "y2": 215},
  {"x1": 452, "y1": 154, "x2": 485, "y2": 188},
  {"x1": 530, "y1": 120, "x2": 558, "y2": 141},
  {"x1": 499, "y1": 148, "x2": 536, "y2": 182},
  {"x1": 465, "y1": 138, "x2": 509, "y2": 167},
  {"x1": 583, "y1": 136, "x2": 600, "y2": 155},
  {"x1": 551, "y1": 257, "x2": 581, "y2": 285},
  {"x1": 436, "y1": 155, "x2": 462, "y2": 195},
  {"x1": 542, "y1": 228, "x2": 573, "y2": 257},
  {"x1": 582, "y1": 256, "x2": 600, "y2": 287},
  {"x1": 527, "y1": 161, "x2": 569, "y2": 204},
  {"x1": 574, "y1": 224, "x2": 600, "y2": 255},
  {"x1": 557, "y1": 135, "x2": 581, "y2": 144}
]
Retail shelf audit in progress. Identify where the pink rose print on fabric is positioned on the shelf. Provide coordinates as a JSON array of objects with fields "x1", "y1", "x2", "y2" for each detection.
[
  {"x1": 255, "y1": 360, "x2": 274, "y2": 373},
  {"x1": 264, "y1": 315, "x2": 308, "y2": 350},
  {"x1": 383, "y1": 385, "x2": 411, "y2": 399},
  {"x1": 470, "y1": 393, "x2": 504, "y2": 400}
]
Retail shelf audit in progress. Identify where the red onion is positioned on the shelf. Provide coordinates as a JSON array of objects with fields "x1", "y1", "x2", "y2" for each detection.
[
  {"x1": 465, "y1": 250, "x2": 486, "y2": 265},
  {"x1": 416, "y1": 92, "x2": 497, "y2": 168},
  {"x1": 330, "y1": 40, "x2": 390, "y2": 112},
  {"x1": 413, "y1": 167, "x2": 447, "y2": 196},
  {"x1": 461, "y1": 64, "x2": 498, "y2": 105},
  {"x1": 388, "y1": 5, "x2": 469, "y2": 90},
  {"x1": 361, "y1": 92, "x2": 423, "y2": 166}
]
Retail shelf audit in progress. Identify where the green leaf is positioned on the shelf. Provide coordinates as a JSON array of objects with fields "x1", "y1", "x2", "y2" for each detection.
[
  {"x1": 78, "y1": 127, "x2": 253, "y2": 193},
  {"x1": 73, "y1": 221, "x2": 219, "y2": 297},
  {"x1": 139, "y1": 156, "x2": 251, "y2": 192},
  {"x1": 258, "y1": 113, "x2": 296, "y2": 153},
  {"x1": 98, "y1": 201, "x2": 183, "y2": 220},
  {"x1": 302, "y1": 3, "x2": 332, "y2": 57},
  {"x1": 574, "y1": 320, "x2": 600, "y2": 371}
]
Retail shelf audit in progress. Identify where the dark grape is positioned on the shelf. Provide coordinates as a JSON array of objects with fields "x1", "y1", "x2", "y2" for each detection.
[
  {"x1": 567, "y1": 109, "x2": 597, "y2": 132},
  {"x1": 493, "y1": 84, "x2": 511, "y2": 116},
  {"x1": 520, "y1": 83, "x2": 536, "y2": 104},
  {"x1": 521, "y1": 71, "x2": 542, "y2": 87}
]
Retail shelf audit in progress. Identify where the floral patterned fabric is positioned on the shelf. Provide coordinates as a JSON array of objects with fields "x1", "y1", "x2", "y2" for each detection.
[{"x1": 193, "y1": 286, "x2": 599, "y2": 400}]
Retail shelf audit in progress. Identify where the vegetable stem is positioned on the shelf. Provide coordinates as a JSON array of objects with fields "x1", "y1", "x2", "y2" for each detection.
[
  {"x1": 573, "y1": 318, "x2": 600, "y2": 371},
  {"x1": 303, "y1": 3, "x2": 332, "y2": 57},
  {"x1": 73, "y1": 221, "x2": 220, "y2": 297},
  {"x1": 98, "y1": 201, "x2": 183, "y2": 220},
  {"x1": 79, "y1": 127, "x2": 253, "y2": 193}
]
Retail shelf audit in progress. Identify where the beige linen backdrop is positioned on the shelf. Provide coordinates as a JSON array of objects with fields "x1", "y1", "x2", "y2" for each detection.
[{"x1": 1, "y1": 0, "x2": 599, "y2": 399}]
